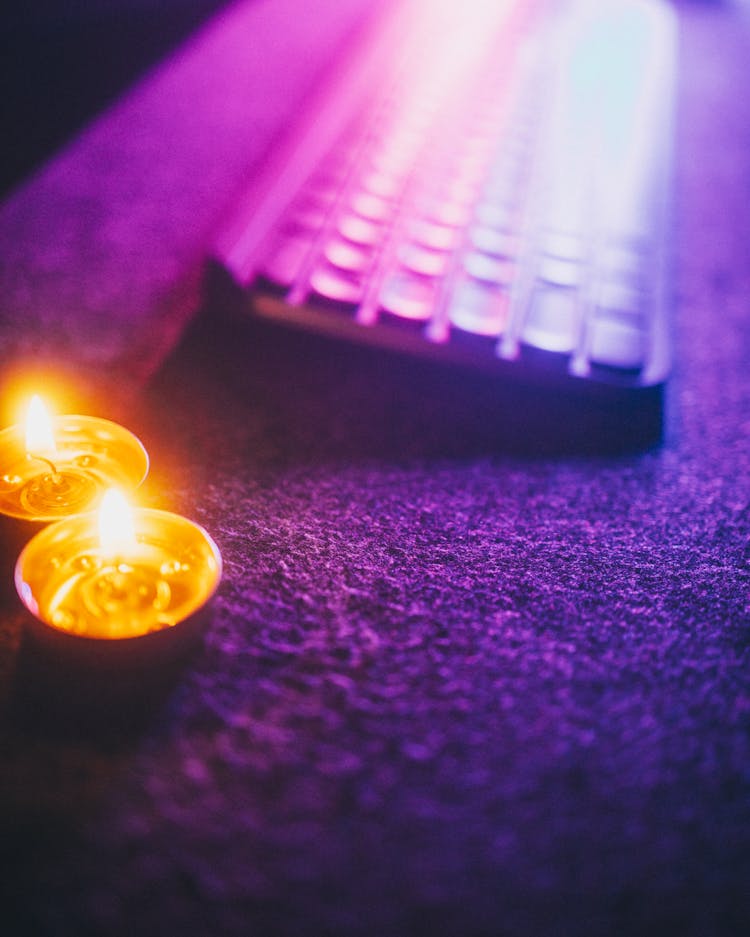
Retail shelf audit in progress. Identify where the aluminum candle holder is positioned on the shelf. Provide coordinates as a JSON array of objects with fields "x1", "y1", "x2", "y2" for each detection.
[
  {"x1": 0, "y1": 399, "x2": 148, "y2": 522},
  {"x1": 15, "y1": 495, "x2": 222, "y2": 651}
]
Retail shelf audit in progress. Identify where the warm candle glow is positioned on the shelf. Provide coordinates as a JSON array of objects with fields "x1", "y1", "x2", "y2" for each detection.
[
  {"x1": 0, "y1": 410, "x2": 149, "y2": 522},
  {"x1": 98, "y1": 489, "x2": 137, "y2": 559},
  {"x1": 25, "y1": 394, "x2": 57, "y2": 456},
  {"x1": 16, "y1": 504, "x2": 222, "y2": 640}
]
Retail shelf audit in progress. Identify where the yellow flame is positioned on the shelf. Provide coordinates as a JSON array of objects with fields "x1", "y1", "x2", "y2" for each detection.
[
  {"x1": 25, "y1": 394, "x2": 57, "y2": 456},
  {"x1": 98, "y1": 489, "x2": 137, "y2": 559}
]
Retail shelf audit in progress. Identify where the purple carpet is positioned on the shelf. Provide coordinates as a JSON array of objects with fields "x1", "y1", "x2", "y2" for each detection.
[{"x1": 1, "y1": 2, "x2": 749, "y2": 935}]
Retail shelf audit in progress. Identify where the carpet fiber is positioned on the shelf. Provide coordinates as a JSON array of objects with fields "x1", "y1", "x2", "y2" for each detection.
[{"x1": 1, "y1": 3, "x2": 749, "y2": 936}]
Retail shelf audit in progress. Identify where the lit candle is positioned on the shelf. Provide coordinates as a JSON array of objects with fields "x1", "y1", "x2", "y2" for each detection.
[
  {"x1": 15, "y1": 489, "x2": 222, "y2": 641},
  {"x1": 0, "y1": 396, "x2": 148, "y2": 521}
]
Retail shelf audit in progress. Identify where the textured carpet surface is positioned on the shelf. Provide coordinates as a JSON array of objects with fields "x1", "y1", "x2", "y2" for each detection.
[{"x1": 1, "y1": 3, "x2": 749, "y2": 937}]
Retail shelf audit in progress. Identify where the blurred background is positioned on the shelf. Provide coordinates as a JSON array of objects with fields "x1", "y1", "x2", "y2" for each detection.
[
  {"x1": 1, "y1": 1, "x2": 233, "y2": 198},
  {"x1": 0, "y1": 0, "x2": 730, "y2": 201}
]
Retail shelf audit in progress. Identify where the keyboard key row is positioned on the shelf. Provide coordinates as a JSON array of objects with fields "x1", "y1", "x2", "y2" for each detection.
[
  {"x1": 259, "y1": 223, "x2": 649, "y2": 370},
  {"x1": 251, "y1": 24, "x2": 653, "y2": 374}
]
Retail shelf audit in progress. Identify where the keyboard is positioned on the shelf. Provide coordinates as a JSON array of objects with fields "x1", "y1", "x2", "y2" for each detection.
[{"x1": 213, "y1": 0, "x2": 676, "y2": 443}]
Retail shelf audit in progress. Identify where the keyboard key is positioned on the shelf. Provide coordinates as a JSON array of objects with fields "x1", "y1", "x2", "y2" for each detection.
[
  {"x1": 324, "y1": 238, "x2": 373, "y2": 274},
  {"x1": 338, "y1": 213, "x2": 383, "y2": 247},
  {"x1": 379, "y1": 271, "x2": 437, "y2": 321},
  {"x1": 449, "y1": 278, "x2": 509, "y2": 337},
  {"x1": 398, "y1": 242, "x2": 450, "y2": 277},
  {"x1": 475, "y1": 201, "x2": 514, "y2": 231},
  {"x1": 469, "y1": 225, "x2": 517, "y2": 258},
  {"x1": 596, "y1": 281, "x2": 644, "y2": 324},
  {"x1": 351, "y1": 191, "x2": 392, "y2": 223},
  {"x1": 409, "y1": 219, "x2": 460, "y2": 251},
  {"x1": 599, "y1": 243, "x2": 646, "y2": 283},
  {"x1": 462, "y1": 251, "x2": 514, "y2": 285},
  {"x1": 417, "y1": 197, "x2": 471, "y2": 228},
  {"x1": 260, "y1": 233, "x2": 312, "y2": 286},
  {"x1": 424, "y1": 154, "x2": 483, "y2": 188},
  {"x1": 310, "y1": 264, "x2": 364, "y2": 306},
  {"x1": 522, "y1": 288, "x2": 580, "y2": 353},
  {"x1": 537, "y1": 230, "x2": 584, "y2": 262},
  {"x1": 361, "y1": 169, "x2": 402, "y2": 199},
  {"x1": 538, "y1": 256, "x2": 582, "y2": 288},
  {"x1": 370, "y1": 133, "x2": 422, "y2": 174},
  {"x1": 589, "y1": 318, "x2": 645, "y2": 370}
]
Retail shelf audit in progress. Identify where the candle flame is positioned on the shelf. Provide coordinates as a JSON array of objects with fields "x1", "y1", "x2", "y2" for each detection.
[
  {"x1": 25, "y1": 394, "x2": 57, "y2": 456},
  {"x1": 98, "y1": 489, "x2": 137, "y2": 559}
]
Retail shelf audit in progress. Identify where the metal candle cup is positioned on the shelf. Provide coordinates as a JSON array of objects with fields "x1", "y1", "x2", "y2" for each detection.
[
  {"x1": 0, "y1": 413, "x2": 148, "y2": 522},
  {"x1": 15, "y1": 506, "x2": 222, "y2": 645}
]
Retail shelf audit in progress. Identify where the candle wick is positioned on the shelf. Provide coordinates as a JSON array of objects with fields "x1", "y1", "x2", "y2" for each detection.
[{"x1": 27, "y1": 452, "x2": 59, "y2": 475}]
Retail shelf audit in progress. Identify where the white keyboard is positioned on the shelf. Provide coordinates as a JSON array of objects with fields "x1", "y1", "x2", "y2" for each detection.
[{"x1": 214, "y1": 0, "x2": 676, "y2": 439}]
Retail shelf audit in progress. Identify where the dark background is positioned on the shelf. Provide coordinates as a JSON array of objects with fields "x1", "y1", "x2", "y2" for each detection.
[
  {"x1": 1, "y1": 2, "x2": 232, "y2": 197},
  {"x1": 0, "y1": 0, "x2": 705, "y2": 464},
  {"x1": 0, "y1": 0, "x2": 722, "y2": 198}
]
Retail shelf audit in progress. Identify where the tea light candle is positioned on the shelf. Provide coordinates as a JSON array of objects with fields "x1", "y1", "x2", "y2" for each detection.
[
  {"x1": 0, "y1": 396, "x2": 148, "y2": 521},
  {"x1": 15, "y1": 490, "x2": 222, "y2": 641}
]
